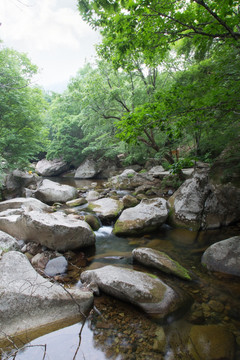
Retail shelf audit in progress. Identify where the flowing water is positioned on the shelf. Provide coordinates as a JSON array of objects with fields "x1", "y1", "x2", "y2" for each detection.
[{"x1": 1, "y1": 178, "x2": 240, "y2": 360}]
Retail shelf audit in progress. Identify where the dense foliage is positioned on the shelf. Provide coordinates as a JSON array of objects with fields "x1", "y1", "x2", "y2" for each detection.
[
  {"x1": 0, "y1": 47, "x2": 48, "y2": 172},
  {"x1": 1, "y1": 0, "x2": 240, "y2": 181}
]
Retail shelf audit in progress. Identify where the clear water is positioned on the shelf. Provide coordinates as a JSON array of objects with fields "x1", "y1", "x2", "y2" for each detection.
[{"x1": 1, "y1": 178, "x2": 240, "y2": 360}]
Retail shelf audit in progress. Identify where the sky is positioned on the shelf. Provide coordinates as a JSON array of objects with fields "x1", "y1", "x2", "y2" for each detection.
[{"x1": 0, "y1": 0, "x2": 101, "y2": 92}]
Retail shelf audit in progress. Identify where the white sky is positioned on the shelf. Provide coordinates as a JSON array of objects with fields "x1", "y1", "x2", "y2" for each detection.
[{"x1": 0, "y1": 0, "x2": 101, "y2": 92}]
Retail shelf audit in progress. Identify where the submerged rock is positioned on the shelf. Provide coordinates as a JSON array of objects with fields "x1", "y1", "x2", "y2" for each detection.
[
  {"x1": 0, "y1": 197, "x2": 95, "y2": 251},
  {"x1": 188, "y1": 324, "x2": 235, "y2": 360},
  {"x1": 113, "y1": 198, "x2": 168, "y2": 236},
  {"x1": 80, "y1": 265, "x2": 188, "y2": 319},
  {"x1": 35, "y1": 179, "x2": 78, "y2": 204},
  {"x1": 201, "y1": 236, "x2": 240, "y2": 277},
  {"x1": 132, "y1": 247, "x2": 191, "y2": 280},
  {"x1": 0, "y1": 251, "x2": 93, "y2": 339}
]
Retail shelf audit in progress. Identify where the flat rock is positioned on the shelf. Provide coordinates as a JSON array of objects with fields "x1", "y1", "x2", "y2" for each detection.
[
  {"x1": 35, "y1": 179, "x2": 78, "y2": 204},
  {"x1": 0, "y1": 251, "x2": 93, "y2": 339},
  {"x1": 132, "y1": 247, "x2": 191, "y2": 280},
  {"x1": 201, "y1": 236, "x2": 240, "y2": 276},
  {"x1": 0, "y1": 198, "x2": 95, "y2": 251},
  {"x1": 80, "y1": 265, "x2": 188, "y2": 318},
  {"x1": 88, "y1": 198, "x2": 124, "y2": 223},
  {"x1": 113, "y1": 198, "x2": 168, "y2": 236}
]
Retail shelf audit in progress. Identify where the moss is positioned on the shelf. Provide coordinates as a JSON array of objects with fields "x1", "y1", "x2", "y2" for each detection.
[
  {"x1": 127, "y1": 173, "x2": 134, "y2": 178},
  {"x1": 146, "y1": 273, "x2": 158, "y2": 279}
]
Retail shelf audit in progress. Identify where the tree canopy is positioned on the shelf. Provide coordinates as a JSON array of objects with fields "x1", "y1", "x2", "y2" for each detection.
[{"x1": 0, "y1": 47, "x2": 48, "y2": 171}]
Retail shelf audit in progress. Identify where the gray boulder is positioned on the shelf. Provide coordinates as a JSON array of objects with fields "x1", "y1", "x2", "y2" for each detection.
[
  {"x1": 0, "y1": 230, "x2": 20, "y2": 252},
  {"x1": 75, "y1": 158, "x2": 99, "y2": 179},
  {"x1": 108, "y1": 169, "x2": 154, "y2": 190},
  {"x1": 132, "y1": 247, "x2": 191, "y2": 280},
  {"x1": 35, "y1": 179, "x2": 78, "y2": 204},
  {"x1": 201, "y1": 236, "x2": 240, "y2": 277},
  {"x1": 168, "y1": 166, "x2": 210, "y2": 231},
  {"x1": 168, "y1": 161, "x2": 240, "y2": 231},
  {"x1": 45, "y1": 256, "x2": 68, "y2": 276},
  {"x1": 75, "y1": 157, "x2": 119, "y2": 179},
  {"x1": 0, "y1": 251, "x2": 93, "y2": 339},
  {"x1": 88, "y1": 198, "x2": 124, "y2": 223},
  {"x1": 0, "y1": 197, "x2": 95, "y2": 251},
  {"x1": 2, "y1": 169, "x2": 39, "y2": 199},
  {"x1": 35, "y1": 158, "x2": 69, "y2": 176},
  {"x1": 80, "y1": 265, "x2": 188, "y2": 318},
  {"x1": 113, "y1": 198, "x2": 168, "y2": 236}
]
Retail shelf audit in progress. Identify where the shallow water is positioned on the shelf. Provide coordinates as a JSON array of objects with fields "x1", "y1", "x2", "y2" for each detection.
[{"x1": 1, "y1": 178, "x2": 240, "y2": 360}]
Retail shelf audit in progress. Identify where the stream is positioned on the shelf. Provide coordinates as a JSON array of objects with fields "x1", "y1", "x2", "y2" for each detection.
[{"x1": 2, "y1": 178, "x2": 240, "y2": 360}]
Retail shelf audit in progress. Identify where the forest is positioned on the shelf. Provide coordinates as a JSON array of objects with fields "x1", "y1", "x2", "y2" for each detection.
[{"x1": 0, "y1": 0, "x2": 239, "y2": 183}]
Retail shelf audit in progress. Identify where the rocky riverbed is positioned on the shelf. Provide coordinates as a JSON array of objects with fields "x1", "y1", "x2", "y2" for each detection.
[{"x1": 0, "y1": 163, "x2": 240, "y2": 360}]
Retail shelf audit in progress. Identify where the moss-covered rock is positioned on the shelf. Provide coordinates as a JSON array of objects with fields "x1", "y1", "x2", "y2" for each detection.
[
  {"x1": 81, "y1": 265, "x2": 188, "y2": 319},
  {"x1": 113, "y1": 198, "x2": 168, "y2": 236},
  {"x1": 132, "y1": 247, "x2": 192, "y2": 280}
]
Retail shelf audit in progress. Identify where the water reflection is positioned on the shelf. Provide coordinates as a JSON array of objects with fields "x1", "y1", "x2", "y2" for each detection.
[{"x1": 5, "y1": 322, "x2": 108, "y2": 360}]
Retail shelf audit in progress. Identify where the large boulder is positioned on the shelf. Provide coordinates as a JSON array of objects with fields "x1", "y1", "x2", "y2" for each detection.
[
  {"x1": 201, "y1": 236, "x2": 240, "y2": 277},
  {"x1": 0, "y1": 198, "x2": 95, "y2": 251},
  {"x1": 35, "y1": 179, "x2": 78, "y2": 204},
  {"x1": 80, "y1": 265, "x2": 188, "y2": 318},
  {"x1": 132, "y1": 247, "x2": 191, "y2": 280},
  {"x1": 88, "y1": 198, "x2": 124, "y2": 223},
  {"x1": 168, "y1": 165, "x2": 210, "y2": 231},
  {"x1": 113, "y1": 198, "x2": 168, "y2": 236},
  {"x1": 0, "y1": 251, "x2": 93, "y2": 339},
  {"x1": 108, "y1": 169, "x2": 155, "y2": 190},
  {"x1": 35, "y1": 158, "x2": 69, "y2": 176},
  {"x1": 75, "y1": 157, "x2": 118, "y2": 179},
  {"x1": 168, "y1": 160, "x2": 240, "y2": 231},
  {"x1": 75, "y1": 158, "x2": 99, "y2": 179},
  {"x1": 2, "y1": 169, "x2": 39, "y2": 199}
]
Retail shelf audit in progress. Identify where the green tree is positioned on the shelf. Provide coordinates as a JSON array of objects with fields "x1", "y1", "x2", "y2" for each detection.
[
  {"x1": 0, "y1": 47, "x2": 48, "y2": 170},
  {"x1": 78, "y1": 0, "x2": 240, "y2": 67}
]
